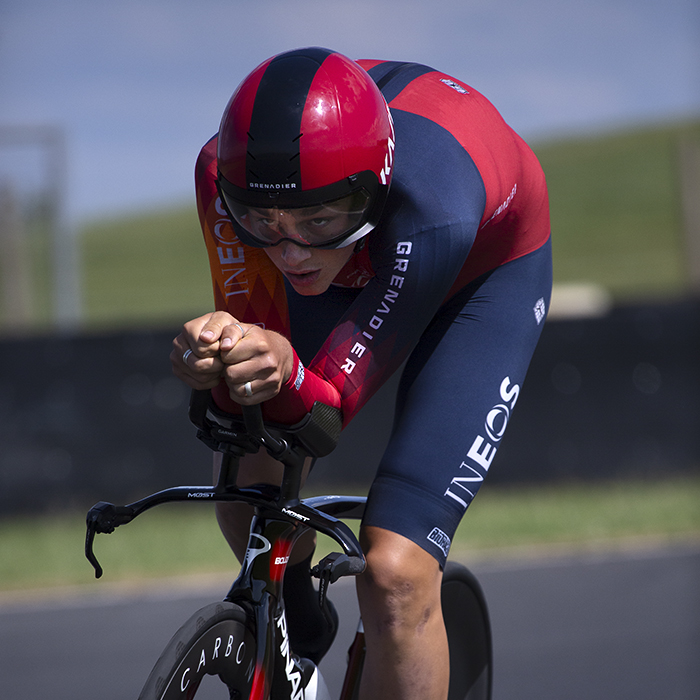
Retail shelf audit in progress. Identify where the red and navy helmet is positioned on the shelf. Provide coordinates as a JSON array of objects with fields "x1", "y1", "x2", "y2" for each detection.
[{"x1": 216, "y1": 47, "x2": 395, "y2": 249}]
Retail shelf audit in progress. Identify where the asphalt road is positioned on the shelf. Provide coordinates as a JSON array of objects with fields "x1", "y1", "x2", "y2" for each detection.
[{"x1": 1, "y1": 543, "x2": 698, "y2": 699}]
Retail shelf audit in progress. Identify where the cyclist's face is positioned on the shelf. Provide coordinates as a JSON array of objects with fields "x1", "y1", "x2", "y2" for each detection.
[{"x1": 263, "y1": 239, "x2": 355, "y2": 296}]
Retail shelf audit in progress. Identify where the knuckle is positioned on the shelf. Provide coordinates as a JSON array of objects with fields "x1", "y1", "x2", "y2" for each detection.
[{"x1": 260, "y1": 353, "x2": 276, "y2": 372}]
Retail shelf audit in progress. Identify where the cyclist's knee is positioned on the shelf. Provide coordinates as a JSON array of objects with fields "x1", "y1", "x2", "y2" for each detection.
[{"x1": 357, "y1": 526, "x2": 442, "y2": 633}]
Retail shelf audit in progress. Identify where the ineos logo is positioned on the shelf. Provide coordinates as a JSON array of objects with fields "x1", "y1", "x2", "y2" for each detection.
[
  {"x1": 212, "y1": 196, "x2": 249, "y2": 298},
  {"x1": 445, "y1": 377, "x2": 521, "y2": 510},
  {"x1": 485, "y1": 404, "x2": 510, "y2": 442},
  {"x1": 213, "y1": 197, "x2": 239, "y2": 244}
]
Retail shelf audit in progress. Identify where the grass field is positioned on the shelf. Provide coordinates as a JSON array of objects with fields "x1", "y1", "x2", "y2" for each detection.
[
  {"x1": 535, "y1": 120, "x2": 699, "y2": 299},
  {"x1": 13, "y1": 117, "x2": 689, "y2": 331},
  {"x1": 1, "y1": 476, "x2": 697, "y2": 596}
]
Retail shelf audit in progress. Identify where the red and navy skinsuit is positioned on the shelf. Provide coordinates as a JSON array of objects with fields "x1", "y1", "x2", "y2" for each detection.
[{"x1": 195, "y1": 60, "x2": 552, "y2": 565}]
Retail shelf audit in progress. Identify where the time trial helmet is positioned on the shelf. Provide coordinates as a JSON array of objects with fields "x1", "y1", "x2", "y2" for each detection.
[{"x1": 216, "y1": 47, "x2": 394, "y2": 249}]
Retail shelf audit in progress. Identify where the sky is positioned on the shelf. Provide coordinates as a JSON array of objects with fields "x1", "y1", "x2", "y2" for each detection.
[{"x1": 1, "y1": 0, "x2": 698, "y2": 226}]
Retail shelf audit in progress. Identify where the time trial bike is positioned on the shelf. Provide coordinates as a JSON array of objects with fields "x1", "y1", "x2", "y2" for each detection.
[{"x1": 85, "y1": 391, "x2": 492, "y2": 699}]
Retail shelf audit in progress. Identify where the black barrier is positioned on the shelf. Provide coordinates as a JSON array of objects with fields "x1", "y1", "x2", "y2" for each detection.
[
  {"x1": 0, "y1": 298, "x2": 698, "y2": 516},
  {"x1": 495, "y1": 296, "x2": 699, "y2": 483}
]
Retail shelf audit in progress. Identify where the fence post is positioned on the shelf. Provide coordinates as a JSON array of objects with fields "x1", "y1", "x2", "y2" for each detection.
[{"x1": 0, "y1": 183, "x2": 33, "y2": 330}]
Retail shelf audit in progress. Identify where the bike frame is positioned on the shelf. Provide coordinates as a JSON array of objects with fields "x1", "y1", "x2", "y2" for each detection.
[
  {"x1": 85, "y1": 395, "x2": 367, "y2": 699},
  {"x1": 225, "y1": 492, "x2": 366, "y2": 700}
]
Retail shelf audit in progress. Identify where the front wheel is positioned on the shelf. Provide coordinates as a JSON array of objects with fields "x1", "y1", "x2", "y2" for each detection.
[
  {"x1": 442, "y1": 561, "x2": 493, "y2": 700},
  {"x1": 138, "y1": 601, "x2": 257, "y2": 699}
]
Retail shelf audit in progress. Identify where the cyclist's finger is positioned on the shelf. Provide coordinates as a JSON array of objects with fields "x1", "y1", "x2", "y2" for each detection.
[
  {"x1": 220, "y1": 321, "x2": 248, "y2": 352},
  {"x1": 219, "y1": 324, "x2": 271, "y2": 365},
  {"x1": 173, "y1": 342, "x2": 225, "y2": 382},
  {"x1": 186, "y1": 351, "x2": 225, "y2": 376},
  {"x1": 171, "y1": 334, "x2": 196, "y2": 371},
  {"x1": 179, "y1": 313, "x2": 222, "y2": 357},
  {"x1": 228, "y1": 377, "x2": 279, "y2": 405},
  {"x1": 222, "y1": 356, "x2": 284, "y2": 403},
  {"x1": 198, "y1": 311, "x2": 239, "y2": 347},
  {"x1": 241, "y1": 379, "x2": 256, "y2": 400}
]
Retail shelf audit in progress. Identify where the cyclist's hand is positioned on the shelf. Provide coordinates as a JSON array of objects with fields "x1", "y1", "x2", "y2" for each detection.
[
  {"x1": 219, "y1": 326, "x2": 294, "y2": 404},
  {"x1": 171, "y1": 311, "x2": 245, "y2": 389}
]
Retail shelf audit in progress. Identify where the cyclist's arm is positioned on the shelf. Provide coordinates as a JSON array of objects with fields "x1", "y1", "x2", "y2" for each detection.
[{"x1": 304, "y1": 222, "x2": 477, "y2": 425}]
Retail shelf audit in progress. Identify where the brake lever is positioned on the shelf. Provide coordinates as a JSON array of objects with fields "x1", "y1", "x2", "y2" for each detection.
[
  {"x1": 84, "y1": 501, "x2": 136, "y2": 579},
  {"x1": 85, "y1": 523, "x2": 103, "y2": 579},
  {"x1": 311, "y1": 552, "x2": 366, "y2": 622}
]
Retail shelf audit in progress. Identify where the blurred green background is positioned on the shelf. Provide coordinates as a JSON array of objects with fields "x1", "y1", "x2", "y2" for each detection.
[
  {"x1": 1, "y1": 119, "x2": 698, "y2": 593},
  {"x1": 2, "y1": 119, "x2": 699, "y2": 332}
]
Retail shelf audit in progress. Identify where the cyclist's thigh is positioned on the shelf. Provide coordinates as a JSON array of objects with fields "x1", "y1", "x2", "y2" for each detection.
[{"x1": 363, "y1": 239, "x2": 552, "y2": 566}]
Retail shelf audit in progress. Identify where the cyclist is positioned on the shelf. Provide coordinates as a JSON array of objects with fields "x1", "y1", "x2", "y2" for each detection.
[{"x1": 172, "y1": 47, "x2": 552, "y2": 700}]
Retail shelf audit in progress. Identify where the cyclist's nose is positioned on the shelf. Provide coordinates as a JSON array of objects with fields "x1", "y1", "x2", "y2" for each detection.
[
  {"x1": 278, "y1": 239, "x2": 312, "y2": 265},
  {"x1": 276, "y1": 217, "x2": 308, "y2": 245}
]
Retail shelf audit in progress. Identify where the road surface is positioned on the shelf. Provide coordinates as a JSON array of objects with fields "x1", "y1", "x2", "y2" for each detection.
[{"x1": 1, "y1": 542, "x2": 698, "y2": 699}]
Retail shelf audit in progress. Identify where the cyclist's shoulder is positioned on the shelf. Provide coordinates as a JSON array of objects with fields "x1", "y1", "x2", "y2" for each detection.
[
  {"x1": 357, "y1": 58, "x2": 435, "y2": 80},
  {"x1": 195, "y1": 134, "x2": 219, "y2": 181},
  {"x1": 361, "y1": 59, "x2": 527, "y2": 171},
  {"x1": 195, "y1": 134, "x2": 223, "y2": 221}
]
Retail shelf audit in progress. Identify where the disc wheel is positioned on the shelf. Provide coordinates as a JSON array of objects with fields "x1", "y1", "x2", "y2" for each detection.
[{"x1": 442, "y1": 561, "x2": 493, "y2": 700}]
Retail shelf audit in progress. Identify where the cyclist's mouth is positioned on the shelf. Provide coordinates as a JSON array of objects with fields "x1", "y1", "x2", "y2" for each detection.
[{"x1": 284, "y1": 269, "x2": 321, "y2": 288}]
